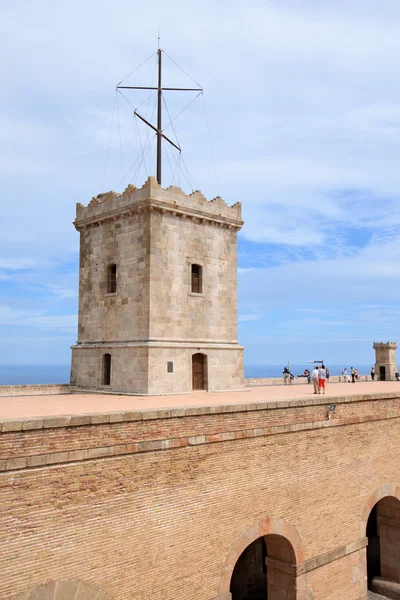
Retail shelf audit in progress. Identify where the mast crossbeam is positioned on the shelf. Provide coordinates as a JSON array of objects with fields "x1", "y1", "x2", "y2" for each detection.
[{"x1": 117, "y1": 49, "x2": 202, "y2": 185}]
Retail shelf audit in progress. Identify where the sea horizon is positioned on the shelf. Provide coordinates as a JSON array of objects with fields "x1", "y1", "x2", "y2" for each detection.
[{"x1": 0, "y1": 363, "x2": 373, "y2": 386}]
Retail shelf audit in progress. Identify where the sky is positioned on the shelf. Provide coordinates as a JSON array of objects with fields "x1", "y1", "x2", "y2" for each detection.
[{"x1": 0, "y1": 0, "x2": 399, "y2": 367}]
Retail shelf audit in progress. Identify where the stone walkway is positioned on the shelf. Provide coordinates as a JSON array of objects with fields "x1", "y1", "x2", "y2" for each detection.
[{"x1": 0, "y1": 381, "x2": 398, "y2": 420}]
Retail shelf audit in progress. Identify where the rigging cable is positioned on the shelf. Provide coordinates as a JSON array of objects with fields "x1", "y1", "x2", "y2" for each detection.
[
  {"x1": 162, "y1": 50, "x2": 202, "y2": 89},
  {"x1": 162, "y1": 91, "x2": 202, "y2": 133},
  {"x1": 161, "y1": 95, "x2": 196, "y2": 190},
  {"x1": 117, "y1": 51, "x2": 157, "y2": 87},
  {"x1": 114, "y1": 133, "x2": 157, "y2": 191},
  {"x1": 164, "y1": 138, "x2": 177, "y2": 186}
]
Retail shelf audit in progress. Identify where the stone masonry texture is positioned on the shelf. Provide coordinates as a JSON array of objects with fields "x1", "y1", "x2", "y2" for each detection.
[
  {"x1": 0, "y1": 391, "x2": 399, "y2": 600},
  {"x1": 71, "y1": 177, "x2": 244, "y2": 394}
]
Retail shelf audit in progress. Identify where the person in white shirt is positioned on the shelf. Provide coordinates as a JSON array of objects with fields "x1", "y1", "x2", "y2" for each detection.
[
  {"x1": 318, "y1": 364, "x2": 327, "y2": 395},
  {"x1": 311, "y1": 366, "x2": 319, "y2": 394}
]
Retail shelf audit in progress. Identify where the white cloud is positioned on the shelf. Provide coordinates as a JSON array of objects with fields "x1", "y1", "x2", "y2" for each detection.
[
  {"x1": 0, "y1": 0, "x2": 399, "y2": 364},
  {"x1": 0, "y1": 305, "x2": 77, "y2": 332}
]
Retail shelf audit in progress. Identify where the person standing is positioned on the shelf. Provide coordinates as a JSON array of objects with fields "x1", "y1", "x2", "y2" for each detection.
[
  {"x1": 351, "y1": 367, "x2": 355, "y2": 383},
  {"x1": 283, "y1": 366, "x2": 290, "y2": 385},
  {"x1": 326, "y1": 367, "x2": 330, "y2": 383},
  {"x1": 342, "y1": 368, "x2": 348, "y2": 383},
  {"x1": 311, "y1": 365, "x2": 319, "y2": 394},
  {"x1": 318, "y1": 364, "x2": 327, "y2": 394},
  {"x1": 371, "y1": 366, "x2": 375, "y2": 381}
]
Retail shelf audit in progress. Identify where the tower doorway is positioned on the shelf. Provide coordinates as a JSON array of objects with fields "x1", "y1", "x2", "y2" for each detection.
[
  {"x1": 192, "y1": 353, "x2": 206, "y2": 390},
  {"x1": 379, "y1": 366, "x2": 386, "y2": 380}
]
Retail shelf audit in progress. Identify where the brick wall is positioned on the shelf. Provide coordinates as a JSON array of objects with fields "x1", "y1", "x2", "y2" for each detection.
[{"x1": 0, "y1": 392, "x2": 399, "y2": 600}]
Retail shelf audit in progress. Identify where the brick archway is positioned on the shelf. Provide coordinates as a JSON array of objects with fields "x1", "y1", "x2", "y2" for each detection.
[
  {"x1": 360, "y1": 482, "x2": 400, "y2": 536},
  {"x1": 217, "y1": 516, "x2": 305, "y2": 597},
  {"x1": 14, "y1": 580, "x2": 113, "y2": 600}
]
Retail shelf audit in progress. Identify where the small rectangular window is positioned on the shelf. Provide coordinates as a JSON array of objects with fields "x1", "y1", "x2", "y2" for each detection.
[
  {"x1": 167, "y1": 361, "x2": 173, "y2": 373},
  {"x1": 191, "y1": 264, "x2": 202, "y2": 293},
  {"x1": 108, "y1": 264, "x2": 117, "y2": 293},
  {"x1": 103, "y1": 353, "x2": 111, "y2": 385}
]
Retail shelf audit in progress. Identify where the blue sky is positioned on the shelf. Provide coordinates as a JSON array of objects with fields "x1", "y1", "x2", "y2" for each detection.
[{"x1": 1, "y1": 0, "x2": 399, "y2": 367}]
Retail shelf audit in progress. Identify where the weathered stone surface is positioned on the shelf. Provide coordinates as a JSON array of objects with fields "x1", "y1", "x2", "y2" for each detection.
[{"x1": 71, "y1": 177, "x2": 244, "y2": 394}]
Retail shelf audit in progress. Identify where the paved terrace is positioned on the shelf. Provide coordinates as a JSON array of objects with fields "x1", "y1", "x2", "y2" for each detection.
[{"x1": 0, "y1": 381, "x2": 399, "y2": 421}]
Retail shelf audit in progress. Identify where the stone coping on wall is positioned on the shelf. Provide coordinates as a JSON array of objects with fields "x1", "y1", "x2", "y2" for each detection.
[
  {"x1": 0, "y1": 390, "x2": 398, "y2": 431},
  {"x1": 0, "y1": 384, "x2": 70, "y2": 397},
  {"x1": 0, "y1": 390, "x2": 399, "y2": 473}
]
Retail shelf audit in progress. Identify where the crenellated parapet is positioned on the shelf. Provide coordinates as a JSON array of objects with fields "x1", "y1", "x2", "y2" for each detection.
[
  {"x1": 74, "y1": 176, "x2": 243, "y2": 231},
  {"x1": 373, "y1": 342, "x2": 397, "y2": 350}
]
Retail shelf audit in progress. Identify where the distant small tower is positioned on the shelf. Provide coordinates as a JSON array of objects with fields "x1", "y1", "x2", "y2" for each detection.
[
  {"x1": 70, "y1": 177, "x2": 245, "y2": 395},
  {"x1": 373, "y1": 342, "x2": 398, "y2": 381}
]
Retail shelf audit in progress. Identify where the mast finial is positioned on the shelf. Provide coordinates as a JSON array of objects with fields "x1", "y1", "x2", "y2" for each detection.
[{"x1": 158, "y1": 27, "x2": 160, "y2": 50}]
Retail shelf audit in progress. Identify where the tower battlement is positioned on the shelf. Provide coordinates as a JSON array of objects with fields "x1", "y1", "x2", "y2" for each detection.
[
  {"x1": 373, "y1": 342, "x2": 397, "y2": 350},
  {"x1": 75, "y1": 176, "x2": 243, "y2": 231}
]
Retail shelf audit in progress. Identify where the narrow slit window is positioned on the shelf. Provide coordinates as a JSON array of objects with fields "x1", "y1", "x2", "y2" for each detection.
[
  {"x1": 191, "y1": 264, "x2": 202, "y2": 293},
  {"x1": 103, "y1": 353, "x2": 111, "y2": 385},
  {"x1": 108, "y1": 264, "x2": 117, "y2": 293}
]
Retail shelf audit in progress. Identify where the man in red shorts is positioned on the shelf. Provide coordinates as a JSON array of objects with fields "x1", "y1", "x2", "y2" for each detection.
[{"x1": 318, "y1": 364, "x2": 327, "y2": 394}]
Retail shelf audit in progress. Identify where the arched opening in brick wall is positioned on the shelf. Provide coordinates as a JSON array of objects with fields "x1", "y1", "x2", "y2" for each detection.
[
  {"x1": 230, "y1": 534, "x2": 296, "y2": 600},
  {"x1": 366, "y1": 495, "x2": 400, "y2": 598}
]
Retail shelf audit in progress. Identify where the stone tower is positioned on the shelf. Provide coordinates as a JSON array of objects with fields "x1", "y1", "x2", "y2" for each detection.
[
  {"x1": 70, "y1": 177, "x2": 244, "y2": 394},
  {"x1": 373, "y1": 341, "x2": 398, "y2": 381}
]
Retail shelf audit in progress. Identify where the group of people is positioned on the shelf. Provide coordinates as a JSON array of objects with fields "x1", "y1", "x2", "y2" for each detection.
[
  {"x1": 282, "y1": 365, "x2": 330, "y2": 390},
  {"x1": 341, "y1": 367, "x2": 365, "y2": 383},
  {"x1": 282, "y1": 364, "x2": 379, "y2": 389}
]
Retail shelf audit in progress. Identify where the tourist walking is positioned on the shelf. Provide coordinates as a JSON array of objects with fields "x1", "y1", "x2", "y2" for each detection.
[
  {"x1": 342, "y1": 368, "x2": 348, "y2": 382},
  {"x1": 371, "y1": 366, "x2": 375, "y2": 381},
  {"x1": 311, "y1": 365, "x2": 319, "y2": 394},
  {"x1": 318, "y1": 364, "x2": 327, "y2": 394},
  {"x1": 351, "y1": 367, "x2": 355, "y2": 383}
]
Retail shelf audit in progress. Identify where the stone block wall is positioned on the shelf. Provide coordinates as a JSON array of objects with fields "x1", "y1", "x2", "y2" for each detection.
[
  {"x1": 148, "y1": 210, "x2": 238, "y2": 343},
  {"x1": 71, "y1": 177, "x2": 244, "y2": 394},
  {"x1": 76, "y1": 211, "x2": 151, "y2": 343},
  {"x1": 0, "y1": 384, "x2": 70, "y2": 397}
]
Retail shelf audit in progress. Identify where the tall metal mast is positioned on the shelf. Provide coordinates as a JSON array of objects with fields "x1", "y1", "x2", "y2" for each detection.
[
  {"x1": 117, "y1": 49, "x2": 202, "y2": 186},
  {"x1": 157, "y1": 49, "x2": 162, "y2": 185}
]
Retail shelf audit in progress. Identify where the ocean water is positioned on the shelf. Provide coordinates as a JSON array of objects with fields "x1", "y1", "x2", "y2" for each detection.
[
  {"x1": 0, "y1": 364, "x2": 372, "y2": 386},
  {"x1": 0, "y1": 365, "x2": 70, "y2": 386}
]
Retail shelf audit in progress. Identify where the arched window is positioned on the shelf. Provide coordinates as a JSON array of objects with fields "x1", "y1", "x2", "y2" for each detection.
[
  {"x1": 107, "y1": 264, "x2": 117, "y2": 293},
  {"x1": 191, "y1": 264, "x2": 202, "y2": 293},
  {"x1": 103, "y1": 353, "x2": 111, "y2": 386}
]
